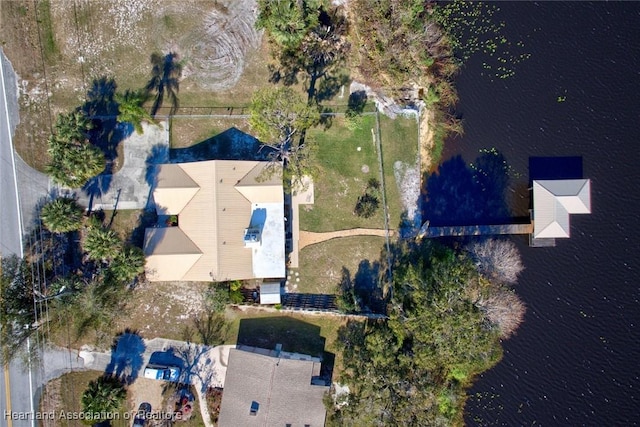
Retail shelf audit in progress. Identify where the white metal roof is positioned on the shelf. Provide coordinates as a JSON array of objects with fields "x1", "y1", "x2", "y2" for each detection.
[
  {"x1": 259, "y1": 282, "x2": 282, "y2": 305},
  {"x1": 533, "y1": 179, "x2": 591, "y2": 238}
]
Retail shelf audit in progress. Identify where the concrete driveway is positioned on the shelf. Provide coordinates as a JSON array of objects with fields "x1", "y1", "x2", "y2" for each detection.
[
  {"x1": 76, "y1": 121, "x2": 169, "y2": 211},
  {"x1": 79, "y1": 337, "x2": 234, "y2": 427}
]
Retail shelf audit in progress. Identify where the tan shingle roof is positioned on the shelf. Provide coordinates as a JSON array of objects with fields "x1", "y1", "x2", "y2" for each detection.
[
  {"x1": 153, "y1": 164, "x2": 200, "y2": 215},
  {"x1": 144, "y1": 160, "x2": 285, "y2": 282},
  {"x1": 143, "y1": 227, "x2": 202, "y2": 281}
]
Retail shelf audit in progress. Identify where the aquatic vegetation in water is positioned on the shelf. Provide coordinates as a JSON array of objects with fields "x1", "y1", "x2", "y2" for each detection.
[{"x1": 432, "y1": 0, "x2": 530, "y2": 80}]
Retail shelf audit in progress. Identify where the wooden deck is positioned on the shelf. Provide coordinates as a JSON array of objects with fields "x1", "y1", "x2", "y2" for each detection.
[{"x1": 417, "y1": 221, "x2": 533, "y2": 239}]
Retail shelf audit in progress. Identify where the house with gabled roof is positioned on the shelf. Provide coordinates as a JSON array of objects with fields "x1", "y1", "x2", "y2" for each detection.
[
  {"x1": 218, "y1": 346, "x2": 328, "y2": 427},
  {"x1": 143, "y1": 160, "x2": 285, "y2": 282}
]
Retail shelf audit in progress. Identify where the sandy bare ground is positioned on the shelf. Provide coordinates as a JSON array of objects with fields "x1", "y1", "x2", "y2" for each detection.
[
  {"x1": 419, "y1": 108, "x2": 436, "y2": 175},
  {"x1": 128, "y1": 378, "x2": 165, "y2": 415},
  {"x1": 299, "y1": 228, "x2": 395, "y2": 250}
]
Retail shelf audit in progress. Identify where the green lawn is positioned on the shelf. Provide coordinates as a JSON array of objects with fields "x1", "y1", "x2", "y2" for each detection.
[
  {"x1": 301, "y1": 115, "x2": 386, "y2": 232},
  {"x1": 378, "y1": 114, "x2": 420, "y2": 229},
  {"x1": 225, "y1": 308, "x2": 346, "y2": 360},
  {"x1": 294, "y1": 236, "x2": 386, "y2": 294}
]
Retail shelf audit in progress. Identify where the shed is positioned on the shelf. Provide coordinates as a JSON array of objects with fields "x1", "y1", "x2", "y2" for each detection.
[{"x1": 259, "y1": 282, "x2": 282, "y2": 305}]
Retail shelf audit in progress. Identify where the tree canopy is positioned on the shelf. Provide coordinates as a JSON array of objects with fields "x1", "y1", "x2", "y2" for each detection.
[
  {"x1": 328, "y1": 241, "x2": 503, "y2": 425},
  {"x1": 256, "y1": 0, "x2": 322, "y2": 51},
  {"x1": 0, "y1": 256, "x2": 37, "y2": 361},
  {"x1": 115, "y1": 89, "x2": 154, "y2": 134},
  {"x1": 108, "y1": 245, "x2": 145, "y2": 284},
  {"x1": 83, "y1": 220, "x2": 122, "y2": 262},
  {"x1": 249, "y1": 87, "x2": 320, "y2": 188},
  {"x1": 349, "y1": 0, "x2": 457, "y2": 91}
]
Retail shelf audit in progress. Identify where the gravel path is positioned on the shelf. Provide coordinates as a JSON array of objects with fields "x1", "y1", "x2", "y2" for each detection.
[{"x1": 299, "y1": 228, "x2": 395, "y2": 250}]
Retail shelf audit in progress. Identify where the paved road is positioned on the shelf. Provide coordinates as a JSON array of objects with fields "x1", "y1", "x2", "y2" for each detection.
[
  {"x1": 0, "y1": 48, "x2": 23, "y2": 257},
  {"x1": 2, "y1": 344, "x2": 85, "y2": 427}
]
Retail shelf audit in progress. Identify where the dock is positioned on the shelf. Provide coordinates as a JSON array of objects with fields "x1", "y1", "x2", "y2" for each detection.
[{"x1": 417, "y1": 221, "x2": 533, "y2": 239}]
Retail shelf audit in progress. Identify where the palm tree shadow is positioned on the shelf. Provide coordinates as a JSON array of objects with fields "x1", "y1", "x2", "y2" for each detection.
[
  {"x1": 146, "y1": 52, "x2": 182, "y2": 117},
  {"x1": 83, "y1": 77, "x2": 132, "y2": 164},
  {"x1": 81, "y1": 77, "x2": 133, "y2": 202},
  {"x1": 104, "y1": 329, "x2": 146, "y2": 385}
]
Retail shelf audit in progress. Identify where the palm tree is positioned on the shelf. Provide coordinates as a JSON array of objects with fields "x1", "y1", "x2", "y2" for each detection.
[
  {"x1": 47, "y1": 141, "x2": 105, "y2": 188},
  {"x1": 84, "y1": 223, "x2": 122, "y2": 262},
  {"x1": 54, "y1": 110, "x2": 94, "y2": 142},
  {"x1": 108, "y1": 245, "x2": 145, "y2": 283},
  {"x1": 47, "y1": 110, "x2": 106, "y2": 188},
  {"x1": 40, "y1": 198, "x2": 84, "y2": 233},
  {"x1": 81, "y1": 375, "x2": 126, "y2": 422},
  {"x1": 145, "y1": 52, "x2": 182, "y2": 116},
  {"x1": 115, "y1": 89, "x2": 155, "y2": 134}
]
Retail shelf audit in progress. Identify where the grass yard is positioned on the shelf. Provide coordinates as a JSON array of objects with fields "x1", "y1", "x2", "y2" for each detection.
[
  {"x1": 224, "y1": 307, "x2": 358, "y2": 379},
  {"x1": 39, "y1": 370, "x2": 130, "y2": 427},
  {"x1": 294, "y1": 236, "x2": 386, "y2": 294},
  {"x1": 378, "y1": 114, "x2": 421, "y2": 229},
  {"x1": 225, "y1": 307, "x2": 345, "y2": 358},
  {"x1": 301, "y1": 115, "x2": 386, "y2": 232}
]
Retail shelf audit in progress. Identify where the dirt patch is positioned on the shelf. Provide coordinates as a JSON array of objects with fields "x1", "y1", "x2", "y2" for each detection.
[
  {"x1": 115, "y1": 280, "x2": 207, "y2": 341},
  {"x1": 393, "y1": 160, "x2": 421, "y2": 223},
  {"x1": 128, "y1": 377, "x2": 165, "y2": 414},
  {"x1": 419, "y1": 108, "x2": 436, "y2": 174}
]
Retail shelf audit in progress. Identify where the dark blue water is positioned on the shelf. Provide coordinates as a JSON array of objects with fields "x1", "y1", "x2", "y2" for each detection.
[{"x1": 442, "y1": 2, "x2": 640, "y2": 425}]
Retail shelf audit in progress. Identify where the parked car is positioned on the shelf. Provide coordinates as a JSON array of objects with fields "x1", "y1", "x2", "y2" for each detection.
[
  {"x1": 143, "y1": 364, "x2": 180, "y2": 382},
  {"x1": 132, "y1": 402, "x2": 151, "y2": 427}
]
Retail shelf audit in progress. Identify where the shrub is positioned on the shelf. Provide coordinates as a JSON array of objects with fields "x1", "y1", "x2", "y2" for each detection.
[{"x1": 354, "y1": 193, "x2": 379, "y2": 218}]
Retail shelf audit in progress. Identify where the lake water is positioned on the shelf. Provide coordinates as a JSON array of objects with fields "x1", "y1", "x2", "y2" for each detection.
[{"x1": 438, "y1": 2, "x2": 640, "y2": 425}]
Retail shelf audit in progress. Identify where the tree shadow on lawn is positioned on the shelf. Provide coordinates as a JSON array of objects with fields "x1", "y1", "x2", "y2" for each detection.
[
  {"x1": 104, "y1": 329, "x2": 146, "y2": 385},
  {"x1": 420, "y1": 152, "x2": 513, "y2": 227},
  {"x1": 170, "y1": 127, "x2": 265, "y2": 163}
]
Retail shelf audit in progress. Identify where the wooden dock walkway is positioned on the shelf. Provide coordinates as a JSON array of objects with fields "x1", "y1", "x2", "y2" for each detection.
[{"x1": 417, "y1": 221, "x2": 533, "y2": 239}]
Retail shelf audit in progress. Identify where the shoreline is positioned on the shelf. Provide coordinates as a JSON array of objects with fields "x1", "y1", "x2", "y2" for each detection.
[{"x1": 419, "y1": 106, "x2": 436, "y2": 176}]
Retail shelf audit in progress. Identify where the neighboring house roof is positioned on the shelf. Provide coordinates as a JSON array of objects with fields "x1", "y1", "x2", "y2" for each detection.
[
  {"x1": 259, "y1": 282, "x2": 281, "y2": 305},
  {"x1": 218, "y1": 348, "x2": 327, "y2": 427},
  {"x1": 144, "y1": 160, "x2": 285, "y2": 282},
  {"x1": 533, "y1": 179, "x2": 591, "y2": 238}
]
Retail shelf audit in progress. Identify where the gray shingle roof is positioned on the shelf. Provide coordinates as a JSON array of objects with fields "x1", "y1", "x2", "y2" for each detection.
[{"x1": 218, "y1": 348, "x2": 328, "y2": 426}]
